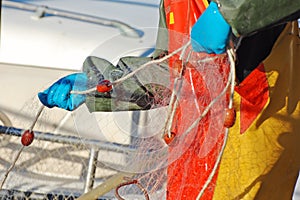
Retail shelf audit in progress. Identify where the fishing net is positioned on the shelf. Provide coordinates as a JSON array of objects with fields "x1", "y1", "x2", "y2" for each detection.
[
  {"x1": 72, "y1": 28, "x2": 235, "y2": 199},
  {"x1": 0, "y1": 28, "x2": 235, "y2": 200}
]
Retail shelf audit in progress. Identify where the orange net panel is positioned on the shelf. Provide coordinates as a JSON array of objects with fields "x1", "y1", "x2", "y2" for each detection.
[
  {"x1": 166, "y1": 52, "x2": 230, "y2": 200},
  {"x1": 163, "y1": 0, "x2": 208, "y2": 75},
  {"x1": 162, "y1": 1, "x2": 231, "y2": 199}
]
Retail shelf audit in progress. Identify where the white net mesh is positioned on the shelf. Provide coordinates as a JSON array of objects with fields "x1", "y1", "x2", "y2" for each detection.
[
  {"x1": 72, "y1": 36, "x2": 233, "y2": 199},
  {"x1": 0, "y1": 97, "x2": 90, "y2": 199},
  {"x1": 0, "y1": 29, "x2": 234, "y2": 200}
]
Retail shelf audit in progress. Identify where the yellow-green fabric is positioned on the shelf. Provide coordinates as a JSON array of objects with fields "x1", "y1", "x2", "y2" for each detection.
[{"x1": 214, "y1": 21, "x2": 300, "y2": 200}]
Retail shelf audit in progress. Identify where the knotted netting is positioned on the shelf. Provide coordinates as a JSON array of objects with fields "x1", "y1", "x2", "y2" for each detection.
[
  {"x1": 0, "y1": 28, "x2": 235, "y2": 200},
  {"x1": 72, "y1": 31, "x2": 235, "y2": 199}
]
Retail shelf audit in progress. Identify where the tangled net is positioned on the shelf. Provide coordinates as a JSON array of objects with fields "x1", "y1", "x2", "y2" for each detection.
[
  {"x1": 73, "y1": 40, "x2": 235, "y2": 199},
  {"x1": 0, "y1": 30, "x2": 235, "y2": 199}
]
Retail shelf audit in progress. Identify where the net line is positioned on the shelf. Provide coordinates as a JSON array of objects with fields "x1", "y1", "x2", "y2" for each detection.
[
  {"x1": 70, "y1": 42, "x2": 191, "y2": 95},
  {"x1": 0, "y1": 105, "x2": 45, "y2": 190},
  {"x1": 196, "y1": 48, "x2": 235, "y2": 199}
]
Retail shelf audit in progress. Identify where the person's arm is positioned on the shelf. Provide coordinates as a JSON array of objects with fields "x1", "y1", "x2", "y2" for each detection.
[
  {"x1": 213, "y1": 0, "x2": 300, "y2": 36},
  {"x1": 38, "y1": 55, "x2": 170, "y2": 112},
  {"x1": 83, "y1": 56, "x2": 170, "y2": 112}
]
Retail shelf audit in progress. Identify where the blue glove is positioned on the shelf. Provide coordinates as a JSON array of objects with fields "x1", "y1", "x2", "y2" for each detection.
[
  {"x1": 191, "y1": 2, "x2": 231, "y2": 54},
  {"x1": 38, "y1": 73, "x2": 88, "y2": 111}
]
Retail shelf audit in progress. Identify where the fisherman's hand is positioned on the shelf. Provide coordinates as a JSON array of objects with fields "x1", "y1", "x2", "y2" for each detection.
[
  {"x1": 38, "y1": 73, "x2": 88, "y2": 111},
  {"x1": 191, "y1": 2, "x2": 231, "y2": 54}
]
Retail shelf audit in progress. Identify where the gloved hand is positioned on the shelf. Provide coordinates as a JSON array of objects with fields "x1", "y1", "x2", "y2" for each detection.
[
  {"x1": 191, "y1": 2, "x2": 231, "y2": 54},
  {"x1": 38, "y1": 73, "x2": 88, "y2": 111}
]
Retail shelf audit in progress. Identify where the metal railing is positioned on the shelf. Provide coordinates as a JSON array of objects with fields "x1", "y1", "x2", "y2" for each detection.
[{"x1": 0, "y1": 124, "x2": 137, "y2": 199}]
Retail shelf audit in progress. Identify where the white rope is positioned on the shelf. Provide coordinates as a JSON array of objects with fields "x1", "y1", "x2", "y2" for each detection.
[
  {"x1": 196, "y1": 49, "x2": 236, "y2": 200},
  {"x1": 71, "y1": 42, "x2": 191, "y2": 95}
]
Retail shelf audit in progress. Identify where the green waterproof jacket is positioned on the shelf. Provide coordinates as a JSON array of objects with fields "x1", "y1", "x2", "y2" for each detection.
[{"x1": 212, "y1": 0, "x2": 300, "y2": 36}]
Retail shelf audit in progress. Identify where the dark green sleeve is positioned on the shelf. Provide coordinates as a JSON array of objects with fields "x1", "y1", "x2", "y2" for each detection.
[
  {"x1": 82, "y1": 56, "x2": 170, "y2": 112},
  {"x1": 213, "y1": 0, "x2": 300, "y2": 36}
]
